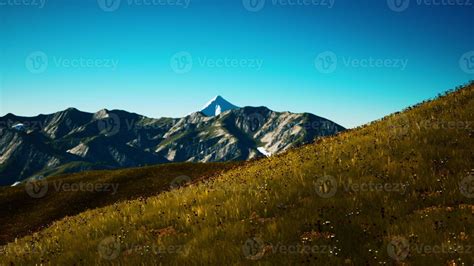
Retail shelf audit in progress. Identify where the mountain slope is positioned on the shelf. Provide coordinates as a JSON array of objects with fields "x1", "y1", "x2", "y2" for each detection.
[
  {"x1": 0, "y1": 161, "x2": 240, "y2": 246},
  {"x1": 0, "y1": 103, "x2": 344, "y2": 185},
  {"x1": 0, "y1": 109, "x2": 173, "y2": 185},
  {"x1": 155, "y1": 106, "x2": 344, "y2": 163},
  {"x1": 1, "y1": 82, "x2": 472, "y2": 264}
]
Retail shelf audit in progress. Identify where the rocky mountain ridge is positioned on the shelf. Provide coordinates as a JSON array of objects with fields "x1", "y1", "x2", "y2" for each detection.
[{"x1": 0, "y1": 98, "x2": 344, "y2": 185}]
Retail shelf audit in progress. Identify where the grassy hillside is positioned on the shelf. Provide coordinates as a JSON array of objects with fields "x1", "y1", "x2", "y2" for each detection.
[
  {"x1": 1, "y1": 82, "x2": 473, "y2": 265},
  {"x1": 0, "y1": 162, "x2": 240, "y2": 246}
]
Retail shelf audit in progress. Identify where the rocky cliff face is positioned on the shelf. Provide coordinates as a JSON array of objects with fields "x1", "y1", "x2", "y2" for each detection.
[{"x1": 0, "y1": 104, "x2": 344, "y2": 185}]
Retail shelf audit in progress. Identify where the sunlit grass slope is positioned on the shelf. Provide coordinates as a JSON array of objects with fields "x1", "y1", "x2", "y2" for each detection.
[
  {"x1": 1, "y1": 82, "x2": 474, "y2": 265},
  {"x1": 0, "y1": 162, "x2": 239, "y2": 246}
]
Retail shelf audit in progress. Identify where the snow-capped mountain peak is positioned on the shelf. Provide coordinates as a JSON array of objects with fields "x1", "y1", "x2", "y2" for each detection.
[{"x1": 200, "y1": 96, "x2": 239, "y2": 116}]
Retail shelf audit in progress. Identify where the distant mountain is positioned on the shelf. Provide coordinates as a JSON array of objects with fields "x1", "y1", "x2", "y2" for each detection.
[
  {"x1": 200, "y1": 95, "x2": 239, "y2": 116},
  {"x1": 0, "y1": 98, "x2": 344, "y2": 185}
]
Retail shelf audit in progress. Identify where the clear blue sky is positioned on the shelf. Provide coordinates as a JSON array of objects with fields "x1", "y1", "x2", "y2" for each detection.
[{"x1": 1, "y1": 0, "x2": 473, "y2": 128}]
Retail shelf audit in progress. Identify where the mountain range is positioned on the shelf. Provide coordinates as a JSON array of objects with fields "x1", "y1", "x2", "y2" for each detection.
[{"x1": 0, "y1": 96, "x2": 344, "y2": 186}]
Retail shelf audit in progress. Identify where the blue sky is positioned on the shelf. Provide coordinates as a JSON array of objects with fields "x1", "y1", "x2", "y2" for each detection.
[{"x1": 0, "y1": 0, "x2": 473, "y2": 128}]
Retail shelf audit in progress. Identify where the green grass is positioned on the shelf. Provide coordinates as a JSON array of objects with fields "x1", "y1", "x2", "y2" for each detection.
[
  {"x1": 0, "y1": 162, "x2": 240, "y2": 246},
  {"x1": 1, "y1": 82, "x2": 474, "y2": 265}
]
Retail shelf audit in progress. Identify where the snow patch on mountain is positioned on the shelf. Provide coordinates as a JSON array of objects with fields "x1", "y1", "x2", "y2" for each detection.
[
  {"x1": 12, "y1": 123, "x2": 26, "y2": 131},
  {"x1": 257, "y1": 147, "x2": 272, "y2": 157},
  {"x1": 200, "y1": 96, "x2": 239, "y2": 116},
  {"x1": 215, "y1": 105, "x2": 222, "y2": 116}
]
